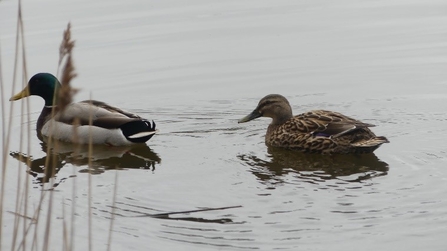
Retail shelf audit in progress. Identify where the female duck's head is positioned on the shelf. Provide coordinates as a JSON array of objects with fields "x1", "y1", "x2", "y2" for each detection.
[
  {"x1": 238, "y1": 94, "x2": 294, "y2": 125},
  {"x1": 10, "y1": 73, "x2": 61, "y2": 107}
]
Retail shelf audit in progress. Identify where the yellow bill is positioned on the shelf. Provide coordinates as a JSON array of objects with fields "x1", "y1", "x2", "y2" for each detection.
[{"x1": 10, "y1": 87, "x2": 30, "y2": 101}]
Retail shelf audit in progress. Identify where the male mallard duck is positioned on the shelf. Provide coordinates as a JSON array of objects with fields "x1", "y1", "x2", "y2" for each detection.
[
  {"x1": 238, "y1": 94, "x2": 389, "y2": 154},
  {"x1": 10, "y1": 73, "x2": 157, "y2": 146}
]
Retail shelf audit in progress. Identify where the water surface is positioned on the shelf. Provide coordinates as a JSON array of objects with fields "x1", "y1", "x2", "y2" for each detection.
[{"x1": 1, "y1": 0, "x2": 447, "y2": 250}]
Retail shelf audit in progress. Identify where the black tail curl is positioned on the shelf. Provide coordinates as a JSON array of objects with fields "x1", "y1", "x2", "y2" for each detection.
[{"x1": 121, "y1": 120, "x2": 156, "y2": 143}]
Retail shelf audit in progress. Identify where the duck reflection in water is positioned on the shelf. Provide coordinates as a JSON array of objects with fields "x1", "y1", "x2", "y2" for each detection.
[
  {"x1": 10, "y1": 141, "x2": 161, "y2": 186},
  {"x1": 238, "y1": 146, "x2": 388, "y2": 185}
]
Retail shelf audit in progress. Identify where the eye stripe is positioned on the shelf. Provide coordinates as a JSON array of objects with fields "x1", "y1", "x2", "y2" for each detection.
[{"x1": 261, "y1": 100, "x2": 274, "y2": 106}]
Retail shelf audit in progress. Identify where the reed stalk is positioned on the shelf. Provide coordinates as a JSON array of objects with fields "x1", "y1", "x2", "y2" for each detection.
[{"x1": 0, "y1": 2, "x2": 91, "y2": 248}]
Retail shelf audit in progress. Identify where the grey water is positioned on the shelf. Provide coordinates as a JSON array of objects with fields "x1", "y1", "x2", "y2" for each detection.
[{"x1": 1, "y1": 0, "x2": 447, "y2": 250}]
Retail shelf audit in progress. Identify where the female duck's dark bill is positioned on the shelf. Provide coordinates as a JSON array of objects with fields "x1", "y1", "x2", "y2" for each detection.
[{"x1": 238, "y1": 110, "x2": 262, "y2": 123}]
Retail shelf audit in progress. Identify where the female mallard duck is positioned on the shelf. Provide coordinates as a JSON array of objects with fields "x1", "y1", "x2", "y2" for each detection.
[
  {"x1": 10, "y1": 73, "x2": 157, "y2": 146},
  {"x1": 238, "y1": 94, "x2": 389, "y2": 154}
]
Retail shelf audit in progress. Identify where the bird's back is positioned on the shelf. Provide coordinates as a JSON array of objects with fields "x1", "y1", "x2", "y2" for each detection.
[{"x1": 265, "y1": 110, "x2": 389, "y2": 154}]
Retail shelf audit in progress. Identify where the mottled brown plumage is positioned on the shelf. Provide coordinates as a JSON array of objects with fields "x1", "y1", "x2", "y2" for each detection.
[{"x1": 238, "y1": 94, "x2": 389, "y2": 154}]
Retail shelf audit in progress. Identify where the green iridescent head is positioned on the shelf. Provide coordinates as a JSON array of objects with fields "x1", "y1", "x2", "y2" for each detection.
[{"x1": 10, "y1": 73, "x2": 61, "y2": 106}]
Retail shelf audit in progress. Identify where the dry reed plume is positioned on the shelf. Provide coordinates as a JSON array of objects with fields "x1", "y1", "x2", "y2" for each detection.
[
  {"x1": 1, "y1": 9, "x2": 240, "y2": 251},
  {"x1": 57, "y1": 23, "x2": 78, "y2": 112}
]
